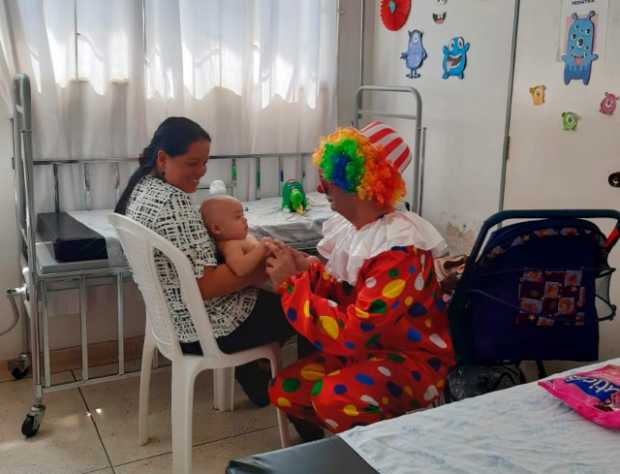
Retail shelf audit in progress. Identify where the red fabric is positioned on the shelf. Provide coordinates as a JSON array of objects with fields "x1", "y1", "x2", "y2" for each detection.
[{"x1": 269, "y1": 246, "x2": 455, "y2": 432}]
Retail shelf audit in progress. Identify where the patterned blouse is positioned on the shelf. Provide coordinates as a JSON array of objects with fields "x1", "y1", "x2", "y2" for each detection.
[{"x1": 126, "y1": 175, "x2": 257, "y2": 341}]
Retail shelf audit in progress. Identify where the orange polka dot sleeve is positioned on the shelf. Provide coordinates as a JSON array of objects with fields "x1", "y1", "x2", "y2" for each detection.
[{"x1": 278, "y1": 250, "x2": 417, "y2": 357}]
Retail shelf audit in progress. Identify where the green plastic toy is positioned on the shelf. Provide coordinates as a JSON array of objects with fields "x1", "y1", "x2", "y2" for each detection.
[
  {"x1": 282, "y1": 179, "x2": 307, "y2": 214},
  {"x1": 561, "y1": 112, "x2": 579, "y2": 131}
]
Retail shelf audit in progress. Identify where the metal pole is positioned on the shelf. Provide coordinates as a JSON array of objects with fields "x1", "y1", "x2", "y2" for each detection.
[
  {"x1": 353, "y1": 85, "x2": 423, "y2": 214},
  {"x1": 79, "y1": 276, "x2": 88, "y2": 381},
  {"x1": 498, "y1": 0, "x2": 521, "y2": 213},
  {"x1": 73, "y1": 0, "x2": 79, "y2": 80},
  {"x1": 52, "y1": 164, "x2": 60, "y2": 213},
  {"x1": 116, "y1": 273, "x2": 125, "y2": 375},
  {"x1": 82, "y1": 162, "x2": 91, "y2": 210},
  {"x1": 114, "y1": 162, "x2": 121, "y2": 203},
  {"x1": 278, "y1": 156, "x2": 283, "y2": 195},
  {"x1": 41, "y1": 283, "x2": 51, "y2": 388},
  {"x1": 16, "y1": 74, "x2": 44, "y2": 409},
  {"x1": 359, "y1": 0, "x2": 366, "y2": 88},
  {"x1": 419, "y1": 127, "x2": 428, "y2": 215},
  {"x1": 255, "y1": 157, "x2": 261, "y2": 199},
  {"x1": 335, "y1": 0, "x2": 342, "y2": 123}
]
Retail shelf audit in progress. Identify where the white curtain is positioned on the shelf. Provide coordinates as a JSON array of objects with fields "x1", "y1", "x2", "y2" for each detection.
[
  {"x1": 5, "y1": 0, "x2": 338, "y2": 209},
  {"x1": 0, "y1": 0, "x2": 16, "y2": 114}
]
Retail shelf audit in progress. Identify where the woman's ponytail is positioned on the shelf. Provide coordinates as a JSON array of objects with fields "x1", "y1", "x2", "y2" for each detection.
[{"x1": 114, "y1": 143, "x2": 158, "y2": 214}]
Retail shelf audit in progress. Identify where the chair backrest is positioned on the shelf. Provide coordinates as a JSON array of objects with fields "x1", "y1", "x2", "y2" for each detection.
[{"x1": 108, "y1": 213, "x2": 223, "y2": 361}]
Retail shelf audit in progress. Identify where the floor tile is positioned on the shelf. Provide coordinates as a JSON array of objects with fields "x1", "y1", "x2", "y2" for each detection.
[
  {"x1": 114, "y1": 426, "x2": 281, "y2": 474},
  {"x1": 0, "y1": 372, "x2": 111, "y2": 474},
  {"x1": 80, "y1": 365, "x2": 277, "y2": 465}
]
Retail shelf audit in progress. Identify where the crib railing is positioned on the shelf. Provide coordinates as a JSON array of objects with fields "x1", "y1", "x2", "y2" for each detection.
[{"x1": 32, "y1": 152, "x2": 312, "y2": 212}]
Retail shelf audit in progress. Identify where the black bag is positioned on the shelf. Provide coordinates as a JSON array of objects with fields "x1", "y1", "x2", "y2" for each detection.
[{"x1": 444, "y1": 365, "x2": 526, "y2": 403}]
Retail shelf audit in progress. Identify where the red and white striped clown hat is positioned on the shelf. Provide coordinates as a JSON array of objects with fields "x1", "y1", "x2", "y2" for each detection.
[{"x1": 359, "y1": 120, "x2": 411, "y2": 173}]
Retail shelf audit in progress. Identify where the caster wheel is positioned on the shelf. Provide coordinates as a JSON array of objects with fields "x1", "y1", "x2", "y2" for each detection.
[
  {"x1": 21, "y1": 405, "x2": 45, "y2": 438},
  {"x1": 11, "y1": 366, "x2": 29, "y2": 380}
]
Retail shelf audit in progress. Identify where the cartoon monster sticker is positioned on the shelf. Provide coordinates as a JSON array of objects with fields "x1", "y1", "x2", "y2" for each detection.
[
  {"x1": 442, "y1": 36, "x2": 469, "y2": 80},
  {"x1": 529, "y1": 85, "x2": 546, "y2": 106},
  {"x1": 561, "y1": 11, "x2": 598, "y2": 86},
  {"x1": 600, "y1": 92, "x2": 618, "y2": 116},
  {"x1": 401, "y1": 30, "x2": 427, "y2": 79},
  {"x1": 561, "y1": 112, "x2": 579, "y2": 131},
  {"x1": 433, "y1": 0, "x2": 447, "y2": 24}
]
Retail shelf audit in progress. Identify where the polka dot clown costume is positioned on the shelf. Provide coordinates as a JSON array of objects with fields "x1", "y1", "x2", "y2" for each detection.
[{"x1": 268, "y1": 122, "x2": 455, "y2": 433}]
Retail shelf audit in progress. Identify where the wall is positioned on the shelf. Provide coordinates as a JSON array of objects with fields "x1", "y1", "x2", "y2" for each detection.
[
  {"x1": 505, "y1": 0, "x2": 620, "y2": 364},
  {"x1": 366, "y1": 0, "x2": 619, "y2": 365},
  {"x1": 0, "y1": 112, "x2": 22, "y2": 360},
  {"x1": 365, "y1": 0, "x2": 517, "y2": 254}
]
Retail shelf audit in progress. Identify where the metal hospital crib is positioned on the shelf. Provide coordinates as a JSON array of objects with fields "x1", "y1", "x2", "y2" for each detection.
[{"x1": 4, "y1": 74, "x2": 426, "y2": 438}]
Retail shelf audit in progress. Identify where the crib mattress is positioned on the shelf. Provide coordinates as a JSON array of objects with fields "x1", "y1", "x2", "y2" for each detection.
[
  {"x1": 34, "y1": 193, "x2": 332, "y2": 275},
  {"x1": 242, "y1": 192, "x2": 332, "y2": 247}
]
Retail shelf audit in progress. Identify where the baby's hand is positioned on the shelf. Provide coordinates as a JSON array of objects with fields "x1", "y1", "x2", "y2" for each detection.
[
  {"x1": 263, "y1": 238, "x2": 286, "y2": 255},
  {"x1": 256, "y1": 238, "x2": 270, "y2": 257}
]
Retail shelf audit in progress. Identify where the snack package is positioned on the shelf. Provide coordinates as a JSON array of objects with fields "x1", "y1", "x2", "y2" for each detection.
[{"x1": 538, "y1": 365, "x2": 620, "y2": 430}]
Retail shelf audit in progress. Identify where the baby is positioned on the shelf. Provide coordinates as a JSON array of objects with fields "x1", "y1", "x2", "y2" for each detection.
[{"x1": 200, "y1": 195, "x2": 269, "y2": 277}]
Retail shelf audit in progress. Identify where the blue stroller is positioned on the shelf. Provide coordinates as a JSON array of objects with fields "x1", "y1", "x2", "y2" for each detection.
[{"x1": 446, "y1": 210, "x2": 619, "y2": 392}]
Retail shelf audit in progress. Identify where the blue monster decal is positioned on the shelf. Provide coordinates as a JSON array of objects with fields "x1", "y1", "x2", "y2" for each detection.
[
  {"x1": 442, "y1": 36, "x2": 470, "y2": 80},
  {"x1": 561, "y1": 11, "x2": 598, "y2": 86},
  {"x1": 401, "y1": 29, "x2": 427, "y2": 79}
]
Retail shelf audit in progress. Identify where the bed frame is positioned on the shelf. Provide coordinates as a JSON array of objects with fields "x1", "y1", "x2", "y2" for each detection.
[{"x1": 6, "y1": 73, "x2": 425, "y2": 437}]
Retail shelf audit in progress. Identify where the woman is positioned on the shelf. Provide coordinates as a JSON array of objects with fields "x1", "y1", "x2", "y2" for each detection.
[
  {"x1": 115, "y1": 117, "x2": 295, "y2": 406},
  {"x1": 265, "y1": 124, "x2": 455, "y2": 433}
]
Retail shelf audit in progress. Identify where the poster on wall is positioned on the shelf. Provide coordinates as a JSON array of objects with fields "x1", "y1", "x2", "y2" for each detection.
[{"x1": 557, "y1": 0, "x2": 609, "y2": 62}]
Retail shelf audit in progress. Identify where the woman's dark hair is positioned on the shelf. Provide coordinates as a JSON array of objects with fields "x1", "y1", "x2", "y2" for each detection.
[{"x1": 114, "y1": 117, "x2": 211, "y2": 214}]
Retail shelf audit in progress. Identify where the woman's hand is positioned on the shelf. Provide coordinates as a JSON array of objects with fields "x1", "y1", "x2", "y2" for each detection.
[
  {"x1": 247, "y1": 263, "x2": 270, "y2": 287},
  {"x1": 265, "y1": 245, "x2": 299, "y2": 288}
]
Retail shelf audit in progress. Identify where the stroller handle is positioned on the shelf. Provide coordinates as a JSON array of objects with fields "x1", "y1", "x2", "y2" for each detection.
[{"x1": 467, "y1": 209, "x2": 620, "y2": 271}]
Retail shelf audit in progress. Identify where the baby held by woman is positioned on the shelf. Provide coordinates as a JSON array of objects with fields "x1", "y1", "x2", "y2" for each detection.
[
  {"x1": 201, "y1": 195, "x2": 318, "y2": 280},
  {"x1": 200, "y1": 195, "x2": 270, "y2": 277}
]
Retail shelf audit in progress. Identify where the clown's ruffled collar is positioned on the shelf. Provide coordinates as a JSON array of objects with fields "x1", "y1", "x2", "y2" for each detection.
[{"x1": 317, "y1": 211, "x2": 448, "y2": 286}]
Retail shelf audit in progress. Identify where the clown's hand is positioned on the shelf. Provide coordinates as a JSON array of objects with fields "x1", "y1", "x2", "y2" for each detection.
[
  {"x1": 291, "y1": 248, "x2": 319, "y2": 272},
  {"x1": 266, "y1": 245, "x2": 298, "y2": 287}
]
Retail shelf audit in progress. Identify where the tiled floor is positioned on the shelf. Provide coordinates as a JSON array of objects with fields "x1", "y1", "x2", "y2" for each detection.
[{"x1": 0, "y1": 362, "x2": 290, "y2": 474}]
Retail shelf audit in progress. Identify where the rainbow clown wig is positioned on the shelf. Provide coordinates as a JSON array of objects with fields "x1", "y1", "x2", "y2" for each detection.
[{"x1": 312, "y1": 127, "x2": 406, "y2": 206}]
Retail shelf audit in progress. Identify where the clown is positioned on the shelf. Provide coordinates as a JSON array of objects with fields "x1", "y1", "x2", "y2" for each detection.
[{"x1": 265, "y1": 121, "x2": 455, "y2": 439}]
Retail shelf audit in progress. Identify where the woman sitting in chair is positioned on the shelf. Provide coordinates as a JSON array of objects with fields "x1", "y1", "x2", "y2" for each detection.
[
  {"x1": 114, "y1": 117, "x2": 296, "y2": 407},
  {"x1": 265, "y1": 124, "x2": 455, "y2": 435}
]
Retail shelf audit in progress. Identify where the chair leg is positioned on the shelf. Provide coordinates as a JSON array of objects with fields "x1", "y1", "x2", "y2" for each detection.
[
  {"x1": 268, "y1": 352, "x2": 291, "y2": 448},
  {"x1": 138, "y1": 334, "x2": 156, "y2": 445},
  {"x1": 171, "y1": 364, "x2": 196, "y2": 474},
  {"x1": 213, "y1": 367, "x2": 235, "y2": 411}
]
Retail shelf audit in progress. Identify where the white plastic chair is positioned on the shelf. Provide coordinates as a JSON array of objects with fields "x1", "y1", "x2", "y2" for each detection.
[{"x1": 108, "y1": 213, "x2": 290, "y2": 474}]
